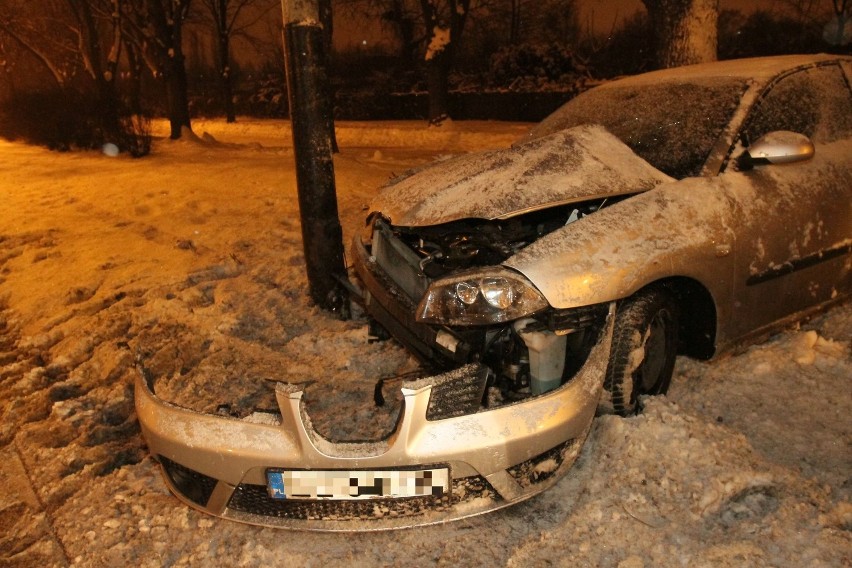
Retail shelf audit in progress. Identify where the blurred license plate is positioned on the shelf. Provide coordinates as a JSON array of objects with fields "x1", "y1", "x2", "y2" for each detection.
[{"x1": 266, "y1": 467, "x2": 449, "y2": 500}]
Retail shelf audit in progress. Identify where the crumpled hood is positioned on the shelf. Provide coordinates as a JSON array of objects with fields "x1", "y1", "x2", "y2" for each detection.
[{"x1": 371, "y1": 124, "x2": 674, "y2": 227}]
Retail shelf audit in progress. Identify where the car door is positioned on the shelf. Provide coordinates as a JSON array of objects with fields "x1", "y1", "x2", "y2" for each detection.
[{"x1": 722, "y1": 62, "x2": 852, "y2": 342}]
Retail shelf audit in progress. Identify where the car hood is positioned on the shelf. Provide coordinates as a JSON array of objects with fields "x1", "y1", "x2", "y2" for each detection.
[{"x1": 371, "y1": 124, "x2": 674, "y2": 227}]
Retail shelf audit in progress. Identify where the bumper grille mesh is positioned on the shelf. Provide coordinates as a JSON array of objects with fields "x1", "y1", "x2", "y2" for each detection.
[
  {"x1": 227, "y1": 475, "x2": 496, "y2": 522},
  {"x1": 508, "y1": 438, "x2": 581, "y2": 488},
  {"x1": 160, "y1": 456, "x2": 218, "y2": 507},
  {"x1": 404, "y1": 364, "x2": 490, "y2": 421}
]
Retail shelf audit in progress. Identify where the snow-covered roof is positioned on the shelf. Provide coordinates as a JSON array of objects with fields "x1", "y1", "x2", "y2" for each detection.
[{"x1": 594, "y1": 54, "x2": 848, "y2": 88}]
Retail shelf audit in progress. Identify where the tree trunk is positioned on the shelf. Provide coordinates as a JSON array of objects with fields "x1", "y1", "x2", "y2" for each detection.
[
  {"x1": 419, "y1": 0, "x2": 469, "y2": 124},
  {"x1": 218, "y1": 32, "x2": 236, "y2": 123},
  {"x1": 96, "y1": 79, "x2": 121, "y2": 141},
  {"x1": 214, "y1": 0, "x2": 236, "y2": 123},
  {"x1": 124, "y1": 41, "x2": 144, "y2": 116},
  {"x1": 510, "y1": 0, "x2": 521, "y2": 44},
  {"x1": 49, "y1": 0, "x2": 122, "y2": 144},
  {"x1": 420, "y1": 0, "x2": 443, "y2": 123},
  {"x1": 164, "y1": 51, "x2": 192, "y2": 139},
  {"x1": 642, "y1": 0, "x2": 719, "y2": 69},
  {"x1": 425, "y1": 53, "x2": 450, "y2": 124},
  {"x1": 145, "y1": 0, "x2": 193, "y2": 139},
  {"x1": 381, "y1": 0, "x2": 417, "y2": 69},
  {"x1": 73, "y1": 0, "x2": 121, "y2": 141}
]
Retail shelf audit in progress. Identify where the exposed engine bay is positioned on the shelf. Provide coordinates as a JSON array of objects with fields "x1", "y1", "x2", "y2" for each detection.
[
  {"x1": 357, "y1": 197, "x2": 623, "y2": 409},
  {"x1": 388, "y1": 200, "x2": 615, "y2": 277}
]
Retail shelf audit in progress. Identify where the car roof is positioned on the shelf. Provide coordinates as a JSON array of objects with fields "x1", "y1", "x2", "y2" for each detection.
[{"x1": 595, "y1": 54, "x2": 849, "y2": 89}]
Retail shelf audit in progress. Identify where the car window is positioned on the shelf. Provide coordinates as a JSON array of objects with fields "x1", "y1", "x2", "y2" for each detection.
[
  {"x1": 527, "y1": 78, "x2": 748, "y2": 179},
  {"x1": 743, "y1": 64, "x2": 852, "y2": 144}
]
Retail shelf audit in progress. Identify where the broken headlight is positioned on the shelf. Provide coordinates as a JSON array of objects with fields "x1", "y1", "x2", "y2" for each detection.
[{"x1": 416, "y1": 267, "x2": 549, "y2": 325}]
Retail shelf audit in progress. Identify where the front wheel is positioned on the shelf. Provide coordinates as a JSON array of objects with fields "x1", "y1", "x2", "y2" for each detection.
[{"x1": 601, "y1": 287, "x2": 680, "y2": 416}]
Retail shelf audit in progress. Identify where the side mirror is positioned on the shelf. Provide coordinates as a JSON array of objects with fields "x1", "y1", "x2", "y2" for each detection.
[{"x1": 737, "y1": 131, "x2": 815, "y2": 170}]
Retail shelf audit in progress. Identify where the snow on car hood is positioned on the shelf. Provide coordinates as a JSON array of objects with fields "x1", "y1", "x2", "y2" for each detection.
[{"x1": 371, "y1": 124, "x2": 674, "y2": 227}]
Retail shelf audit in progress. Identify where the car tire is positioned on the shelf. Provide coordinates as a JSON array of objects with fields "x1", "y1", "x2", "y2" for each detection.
[{"x1": 600, "y1": 287, "x2": 680, "y2": 416}]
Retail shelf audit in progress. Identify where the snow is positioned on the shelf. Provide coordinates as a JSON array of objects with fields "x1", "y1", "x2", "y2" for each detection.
[
  {"x1": 0, "y1": 119, "x2": 849, "y2": 566},
  {"x1": 371, "y1": 125, "x2": 672, "y2": 226},
  {"x1": 425, "y1": 27, "x2": 451, "y2": 61}
]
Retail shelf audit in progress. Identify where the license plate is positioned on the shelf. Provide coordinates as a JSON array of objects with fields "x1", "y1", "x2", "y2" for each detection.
[{"x1": 266, "y1": 467, "x2": 450, "y2": 500}]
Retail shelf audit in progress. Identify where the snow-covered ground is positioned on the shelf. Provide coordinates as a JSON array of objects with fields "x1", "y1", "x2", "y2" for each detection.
[{"x1": 0, "y1": 119, "x2": 848, "y2": 567}]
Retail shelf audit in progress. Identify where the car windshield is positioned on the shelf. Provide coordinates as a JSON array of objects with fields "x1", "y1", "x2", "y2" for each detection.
[{"x1": 527, "y1": 78, "x2": 749, "y2": 179}]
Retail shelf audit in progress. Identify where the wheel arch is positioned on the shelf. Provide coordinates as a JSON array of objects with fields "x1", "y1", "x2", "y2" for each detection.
[{"x1": 636, "y1": 277, "x2": 718, "y2": 360}]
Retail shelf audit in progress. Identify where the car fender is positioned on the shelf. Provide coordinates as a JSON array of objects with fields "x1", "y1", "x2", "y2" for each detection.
[{"x1": 504, "y1": 177, "x2": 738, "y2": 317}]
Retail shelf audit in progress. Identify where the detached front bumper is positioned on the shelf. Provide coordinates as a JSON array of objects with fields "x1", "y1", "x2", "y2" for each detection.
[{"x1": 135, "y1": 308, "x2": 613, "y2": 530}]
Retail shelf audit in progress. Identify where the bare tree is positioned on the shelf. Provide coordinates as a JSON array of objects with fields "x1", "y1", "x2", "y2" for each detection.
[
  {"x1": 67, "y1": 0, "x2": 124, "y2": 138},
  {"x1": 504, "y1": 0, "x2": 579, "y2": 44},
  {"x1": 122, "y1": 33, "x2": 145, "y2": 115},
  {"x1": 0, "y1": 0, "x2": 126, "y2": 136},
  {"x1": 336, "y1": 0, "x2": 469, "y2": 123},
  {"x1": 508, "y1": 0, "x2": 521, "y2": 44},
  {"x1": 826, "y1": 0, "x2": 850, "y2": 45},
  {"x1": 641, "y1": 0, "x2": 719, "y2": 68},
  {"x1": 123, "y1": 0, "x2": 193, "y2": 139},
  {"x1": 0, "y1": 0, "x2": 80, "y2": 87},
  {"x1": 420, "y1": 0, "x2": 470, "y2": 124},
  {"x1": 336, "y1": 0, "x2": 418, "y2": 64},
  {"x1": 196, "y1": 0, "x2": 276, "y2": 122}
]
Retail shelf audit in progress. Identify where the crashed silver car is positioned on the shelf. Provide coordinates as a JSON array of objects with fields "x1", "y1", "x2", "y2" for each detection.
[{"x1": 136, "y1": 54, "x2": 851, "y2": 530}]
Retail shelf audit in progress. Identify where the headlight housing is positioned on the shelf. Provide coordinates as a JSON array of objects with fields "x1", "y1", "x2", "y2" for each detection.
[{"x1": 416, "y1": 267, "x2": 549, "y2": 325}]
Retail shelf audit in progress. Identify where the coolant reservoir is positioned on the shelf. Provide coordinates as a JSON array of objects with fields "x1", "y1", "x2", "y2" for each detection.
[{"x1": 514, "y1": 320, "x2": 567, "y2": 395}]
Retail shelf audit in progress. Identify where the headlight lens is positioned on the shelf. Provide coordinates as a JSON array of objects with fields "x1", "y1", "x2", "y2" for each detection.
[
  {"x1": 417, "y1": 267, "x2": 549, "y2": 325},
  {"x1": 480, "y1": 277, "x2": 515, "y2": 309},
  {"x1": 455, "y1": 281, "x2": 479, "y2": 305}
]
